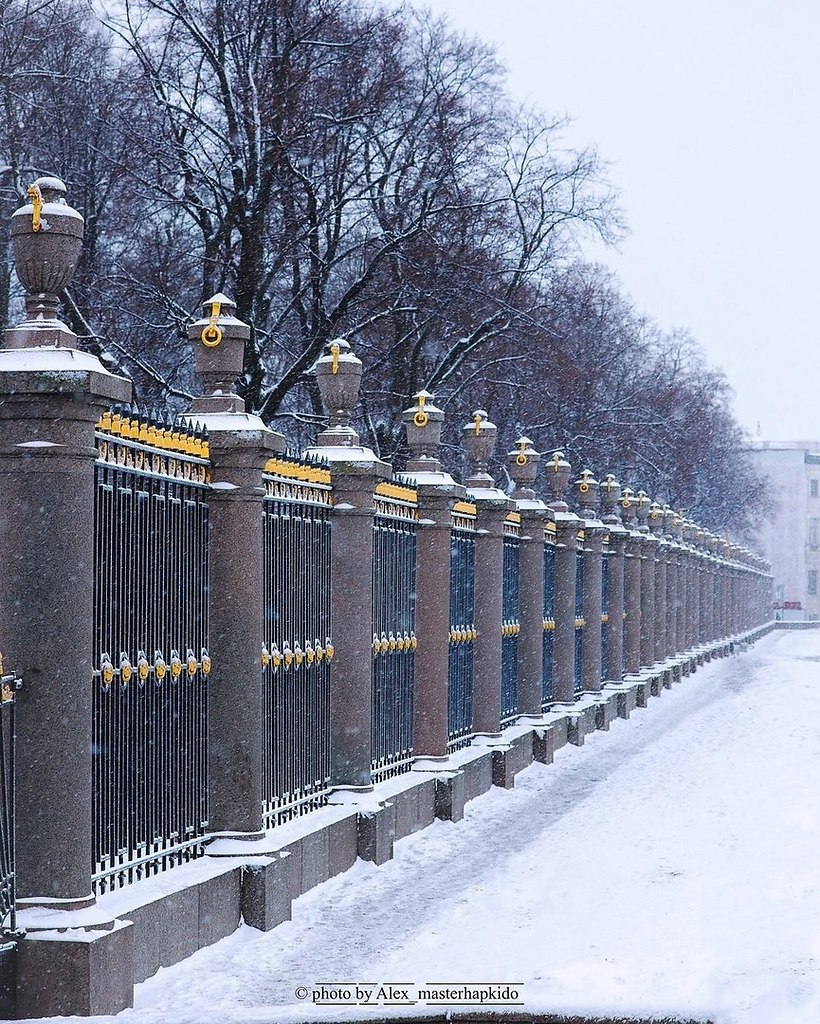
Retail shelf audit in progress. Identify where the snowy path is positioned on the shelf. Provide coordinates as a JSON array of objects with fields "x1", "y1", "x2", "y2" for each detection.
[{"x1": 52, "y1": 630, "x2": 820, "y2": 1023}]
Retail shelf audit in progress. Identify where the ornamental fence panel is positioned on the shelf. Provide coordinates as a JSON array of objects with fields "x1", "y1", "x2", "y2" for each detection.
[
  {"x1": 92, "y1": 412, "x2": 210, "y2": 894},
  {"x1": 574, "y1": 542, "x2": 585, "y2": 693},
  {"x1": 259, "y1": 456, "x2": 329, "y2": 823},
  {"x1": 448, "y1": 503, "x2": 476, "y2": 749},
  {"x1": 261, "y1": 456, "x2": 333, "y2": 827},
  {"x1": 601, "y1": 544, "x2": 610, "y2": 681},
  {"x1": 371, "y1": 482, "x2": 417, "y2": 781},
  {"x1": 501, "y1": 514, "x2": 521, "y2": 725},
  {"x1": 0, "y1": 663, "x2": 19, "y2": 1018},
  {"x1": 542, "y1": 528, "x2": 556, "y2": 708}
]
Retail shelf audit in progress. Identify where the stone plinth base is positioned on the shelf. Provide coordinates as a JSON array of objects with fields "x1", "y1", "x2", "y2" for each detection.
[
  {"x1": 434, "y1": 771, "x2": 466, "y2": 822},
  {"x1": 532, "y1": 725, "x2": 555, "y2": 764},
  {"x1": 16, "y1": 920, "x2": 134, "y2": 1019}
]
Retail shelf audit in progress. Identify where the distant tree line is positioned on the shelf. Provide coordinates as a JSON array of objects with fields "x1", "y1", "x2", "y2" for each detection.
[{"x1": 0, "y1": 0, "x2": 765, "y2": 535}]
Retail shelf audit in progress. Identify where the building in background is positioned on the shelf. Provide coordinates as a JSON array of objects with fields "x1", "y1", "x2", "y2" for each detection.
[{"x1": 749, "y1": 441, "x2": 820, "y2": 620}]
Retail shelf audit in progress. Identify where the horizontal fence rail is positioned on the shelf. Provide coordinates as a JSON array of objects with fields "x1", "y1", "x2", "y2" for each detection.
[
  {"x1": 371, "y1": 482, "x2": 418, "y2": 781},
  {"x1": 92, "y1": 412, "x2": 210, "y2": 893},
  {"x1": 261, "y1": 456, "x2": 333, "y2": 827},
  {"x1": 448, "y1": 502, "x2": 477, "y2": 749}
]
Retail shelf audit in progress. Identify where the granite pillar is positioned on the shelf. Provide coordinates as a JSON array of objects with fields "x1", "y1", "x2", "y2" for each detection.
[
  {"x1": 0, "y1": 178, "x2": 132, "y2": 907},
  {"x1": 305, "y1": 339, "x2": 391, "y2": 786},
  {"x1": 183, "y1": 296, "x2": 285, "y2": 837},
  {"x1": 401, "y1": 394, "x2": 466, "y2": 757},
  {"x1": 600, "y1": 475, "x2": 626, "y2": 682}
]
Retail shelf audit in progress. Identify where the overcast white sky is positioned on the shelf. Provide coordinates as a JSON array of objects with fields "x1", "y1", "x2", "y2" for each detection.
[{"x1": 433, "y1": 0, "x2": 820, "y2": 443}]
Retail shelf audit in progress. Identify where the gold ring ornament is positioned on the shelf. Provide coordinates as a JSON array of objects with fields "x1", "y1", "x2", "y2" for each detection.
[
  {"x1": 201, "y1": 649, "x2": 212, "y2": 675},
  {"x1": 413, "y1": 392, "x2": 429, "y2": 427},
  {"x1": 201, "y1": 298, "x2": 223, "y2": 347},
  {"x1": 170, "y1": 651, "x2": 183, "y2": 679}
]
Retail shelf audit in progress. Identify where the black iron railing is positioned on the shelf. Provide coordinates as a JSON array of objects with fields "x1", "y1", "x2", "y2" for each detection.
[
  {"x1": 92, "y1": 412, "x2": 210, "y2": 893},
  {"x1": 371, "y1": 482, "x2": 417, "y2": 780},
  {"x1": 448, "y1": 502, "x2": 476, "y2": 749},
  {"x1": 0, "y1": 666, "x2": 19, "y2": 937},
  {"x1": 574, "y1": 539, "x2": 585, "y2": 693},
  {"x1": 601, "y1": 544, "x2": 610, "y2": 681},
  {"x1": 261, "y1": 456, "x2": 332, "y2": 826},
  {"x1": 501, "y1": 513, "x2": 521, "y2": 726},
  {"x1": 0, "y1": 664, "x2": 19, "y2": 1019},
  {"x1": 542, "y1": 527, "x2": 556, "y2": 707}
]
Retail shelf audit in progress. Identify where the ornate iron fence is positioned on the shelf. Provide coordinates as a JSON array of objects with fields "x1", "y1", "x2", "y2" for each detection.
[
  {"x1": 448, "y1": 502, "x2": 476, "y2": 749},
  {"x1": 371, "y1": 481, "x2": 417, "y2": 780},
  {"x1": 574, "y1": 536, "x2": 585, "y2": 693},
  {"x1": 0, "y1": 662, "x2": 20, "y2": 1019},
  {"x1": 92, "y1": 412, "x2": 210, "y2": 893},
  {"x1": 601, "y1": 541, "x2": 610, "y2": 681},
  {"x1": 542, "y1": 525, "x2": 556, "y2": 707},
  {"x1": 501, "y1": 513, "x2": 521, "y2": 725},
  {"x1": 261, "y1": 456, "x2": 333, "y2": 827},
  {"x1": 0, "y1": 662, "x2": 18, "y2": 936}
]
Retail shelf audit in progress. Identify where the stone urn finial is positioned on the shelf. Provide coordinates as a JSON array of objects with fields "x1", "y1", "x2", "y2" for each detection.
[
  {"x1": 573, "y1": 468, "x2": 599, "y2": 518},
  {"x1": 682, "y1": 519, "x2": 697, "y2": 546},
  {"x1": 620, "y1": 486, "x2": 636, "y2": 528},
  {"x1": 462, "y1": 410, "x2": 497, "y2": 488},
  {"x1": 314, "y1": 337, "x2": 363, "y2": 447},
  {"x1": 635, "y1": 490, "x2": 651, "y2": 532},
  {"x1": 661, "y1": 504, "x2": 676, "y2": 539},
  {"x1": 6, "y1": 175, "x2": 84, "y2": 349},
  {"x1": 648, "y1": 500, "x2": 664, "y2": 536},
  {"x1": 403, "y1": 390, "x2": 444, "y2": 472},
  {"x1": 508, "y1": 436, "x2": 540, "y2": 499},
  {"x1": 600, "y1": 473, "x2": 622, "y2": 525},
  {"x1": 188, "y1": 293, "x2": 250, "y2": 414},
  {"x1": 545, "y1": 450, "x2": 572, "y2": 512}
]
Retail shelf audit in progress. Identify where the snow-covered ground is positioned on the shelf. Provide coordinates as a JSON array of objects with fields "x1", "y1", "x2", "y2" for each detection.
[{"x1": 45, "y1": 630, "x2": 820, "y2": 1023}]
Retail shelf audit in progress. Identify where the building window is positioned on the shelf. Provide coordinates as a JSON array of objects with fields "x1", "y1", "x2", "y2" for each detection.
[
  {"x1": 810, "y1": 518, "x2": 819, "y2": 548},
  {"x1": 812, "y1": 479, "x2": 819, "y2": 497},
  {"x1": 809, "y1": 570, "x2": 817, "y2": 596}
]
